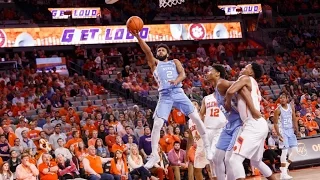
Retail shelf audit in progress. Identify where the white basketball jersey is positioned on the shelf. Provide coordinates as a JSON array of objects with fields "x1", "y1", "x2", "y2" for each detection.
[
  {"x1": 204, "y1": 94, "x2": 227, "y2": 129},
  {"x1": 237, "y1": 76, "x2": 262, "y2": 123},
  {"x1": 189, "y1": 119, "x2": 200, "y2": 141}
]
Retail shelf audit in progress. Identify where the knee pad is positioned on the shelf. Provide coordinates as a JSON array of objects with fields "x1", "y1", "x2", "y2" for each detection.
[{"x1": 280, "y1": 149, "x2": 288, "y2": 163}]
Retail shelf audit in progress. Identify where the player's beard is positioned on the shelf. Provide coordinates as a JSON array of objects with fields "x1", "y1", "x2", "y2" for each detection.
[{"x1": 156, "y1": 54, "x2": 167, "y2": 61}]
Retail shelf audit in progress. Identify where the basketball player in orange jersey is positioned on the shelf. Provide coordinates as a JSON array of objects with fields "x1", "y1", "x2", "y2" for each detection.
[{"x1": 225, "y1": 63, "x2": 276, "y2": 180}]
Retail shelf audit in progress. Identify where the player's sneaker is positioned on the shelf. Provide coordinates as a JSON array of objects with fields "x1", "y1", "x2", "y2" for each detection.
[
  {"x1": 280, "y1": 173, "x2": 293, "y2": 180},
  {"x1": 144, "y1": 154, "x2": 160, "y2": 169}
]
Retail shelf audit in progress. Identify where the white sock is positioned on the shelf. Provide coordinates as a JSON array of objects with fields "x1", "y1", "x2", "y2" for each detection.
[
  {"x1": 150, "y1": 117, "x2": 164, "y2": 156},
  {"x1": 280, "y1": 167, "x2": 287, "y2": 175}
]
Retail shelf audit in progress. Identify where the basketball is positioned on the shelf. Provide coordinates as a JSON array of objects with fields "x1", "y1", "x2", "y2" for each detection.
[{"x1": 126, "y1": 16, "x2": 144, "y2": 33}]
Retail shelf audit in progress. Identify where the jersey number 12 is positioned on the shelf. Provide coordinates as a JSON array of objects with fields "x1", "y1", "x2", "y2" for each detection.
[{"x1": 210, "y1": 108, "x2": 219, "y2": 117}]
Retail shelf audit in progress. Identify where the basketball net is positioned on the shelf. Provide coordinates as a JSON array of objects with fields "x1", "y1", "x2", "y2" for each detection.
[{"x1": 159, "y1": 0, "x2": 185, "y2": 8}]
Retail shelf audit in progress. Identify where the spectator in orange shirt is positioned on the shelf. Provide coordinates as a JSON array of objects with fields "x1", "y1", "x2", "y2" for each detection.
[
  {"x1": 305, "y1": 113, "x2": 319, "y2": 136},
  {"x1": 83, "y1": 146, "x2": 113, "y2": 180},
  {"x1": 66, "y1": 108, "x2": 80, "y2": 124},
  {"x1": 12, "y1": 102, "x2": 26, "y2": 117},
  {"x1": 83, "y1": 118, "x2": 97, "y2": 135},
  {"x1": 65, "y1": 131, "x2": 82, "y2": 149},
  {"x1": 163, "y1": 126, "x2": 181, "y2": 153},
  {"x1": 168, "y1": 108, "x2": 186, "y2": 126},
  {"x1": 159, "y1": 130, "x2": 167, "y2": 152},
  {"x1": 2, "y1": 125, "x2": 17, "y2": 147},
  {"x1": 38, "y1": 153, "x2": 59, "y2": 180},
  {"x1": 84, "y1": 101, "x2": 98, "y2": 114},
  {"x1": 93, "y1": 82, "x2": 107, "y2": 95},
  {"x1": 88, "y1": 130, "x2": 99, "y2": 147},
  {"x1": 59, "y1": 103, "x2": 70, "y2": 116},
  {"x1": 110, "y1": 150, "x2": 130, "y2": 180},
  {"x1": 105, "y1": 126, "x2": 117, "y2": 153},
  {"x1": 27, "y1": 121, "x2": 41, "y2": 148},
  {"x1": 112, "y1": 135, "x2": 128, "y2": 156}
]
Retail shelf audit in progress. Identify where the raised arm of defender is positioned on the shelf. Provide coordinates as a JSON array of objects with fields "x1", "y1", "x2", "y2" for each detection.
[
  {"x1": 131, "y1": 31, "x2": 157, "y2": 71},
  {"x1": 225, "y1": 75, "x2": 261, "y2": 119}
]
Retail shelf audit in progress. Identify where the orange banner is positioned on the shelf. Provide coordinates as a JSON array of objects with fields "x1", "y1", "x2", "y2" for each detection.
[{"x1": 0, "y1": 22, "x2": 242, "y2": 47}]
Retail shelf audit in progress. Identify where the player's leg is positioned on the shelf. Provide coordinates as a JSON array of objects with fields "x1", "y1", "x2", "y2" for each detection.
[
  {"x1": 250, "y1": 139, "x2": 275, "y2": 180},
  {"x1": 213, "y1": 129, "x2": 231, "y2": 180},
  {"x1": 225, "y1": 126, "x2": 242, "y2": 180},
  {"x1": 145, "y1": 95, "x2": 173, "y2": 169},
  {"x1": 251, "y1": 160, "x2": 276, "y2": 180},
  {"x1": 225, "y1": 150, "x2": 235, "y2": 180},
  {"x1": 228, "y1": 153, "x2": 246, "y2": 180},
  {"x1": 285, "y1": 133, "x2": 298, "y2": 178},
  {"x1": 279, "y1": 133, "x2": 293, "y2": 179},
  {"x1": 208, "y1": 129, "x2": 219, "y2": 180},
  {"x1": 173, "y1": 89, "x2": 212, "y2": 159}
]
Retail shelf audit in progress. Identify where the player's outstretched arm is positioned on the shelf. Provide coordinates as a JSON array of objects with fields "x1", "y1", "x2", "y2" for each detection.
[
  {"x1": 170, "y1": 59, "x2": 186, "y2": 85},
  {"x1": 239, "y1": 86, "x2": 262, "y2": 119},
  {"x1": 225, "y1": 76, "x2": 251, "y2": 111},
  {"x1": 273, "y1": 107, "x2": 283, "y2": 141},
  {"x1": 199, "y1": 98, "x2": 206, "y2": 122},
  {"x1": 131, "y1": 31, "x2": 157, "y2": 70}
]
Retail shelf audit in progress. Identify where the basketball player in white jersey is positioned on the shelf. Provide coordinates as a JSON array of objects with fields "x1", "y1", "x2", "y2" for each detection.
[
  {"x1": 273, "y1": 92, "x2": 299, "y2": 179},
  {"x1": 189, "y1": 100, "x2": 210, "y2": 180},
  {"x1": 225, "y1": 63, "x2": 276, "y2": 180},
  {"x1": 199, "y1": 92, "x2": 227, "y2": 180},
  {"x1": 207, "y1": 64, "x2": 260, "y2": 180}
]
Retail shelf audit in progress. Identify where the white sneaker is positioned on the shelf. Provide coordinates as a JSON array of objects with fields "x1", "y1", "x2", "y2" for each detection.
[
  {"x1": 144, "y1": 154, "x2": 160, "y2": 169},
  {"x1": 205, "y1": 146, "x2": 213, "y2": 161},
  {"x1": 280, "y1": 173, "x2": 293, "y2": 180}
]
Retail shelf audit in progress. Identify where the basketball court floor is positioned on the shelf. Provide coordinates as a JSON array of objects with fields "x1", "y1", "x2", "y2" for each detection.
[{"x1": 246, "y1": 166, "x2": 320, "y2": 180}]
